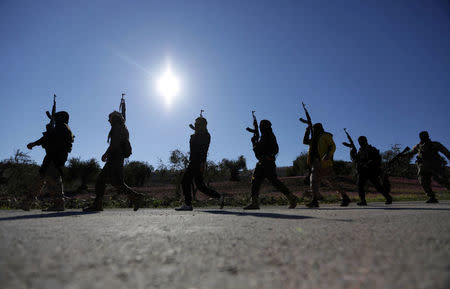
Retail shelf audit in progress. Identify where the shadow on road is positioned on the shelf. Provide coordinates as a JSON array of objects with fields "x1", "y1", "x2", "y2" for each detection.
[
  {"x1": 0, "y1": 211, "x2": 98, "y2": 222},
  {"x1": 201, "y1": 210, "x2": 315, "y2": 220},
  {"x1": 317, "y1": 206, "x2": 450, "y2": 211}
]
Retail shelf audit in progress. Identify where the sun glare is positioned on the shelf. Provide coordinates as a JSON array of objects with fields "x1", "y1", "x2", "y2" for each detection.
[{"x1": 156, "y1": 65, "x2": 180, "y2": 106}]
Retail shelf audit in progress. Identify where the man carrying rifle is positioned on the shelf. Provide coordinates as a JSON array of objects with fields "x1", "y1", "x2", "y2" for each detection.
[
  {"x1": 83, "y1": 110, "x2": 143, "y2": 211},
  {"x1": 343, "y1": 132, "x2": 392, "y2": 205},
  {"x1": 175, "y1": 112, "x2": 224, "y2": 211},
  {"x1": 300, "y1": 103, "x2": 350, "y2": 208},
  {"x1": 402, "y1": 131, "x2": 450, "y2": 203},
  {"x1": 21, "y1": 95, "x2": 74, "y2": 211},
  {"x1": 244, "y1": 114, "x2": 298, "y2": 210}
]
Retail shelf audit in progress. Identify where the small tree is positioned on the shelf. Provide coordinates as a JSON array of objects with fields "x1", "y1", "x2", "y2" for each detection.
[
  {"x1": 169, "y1": 149, "x2": 189, "y2": 171},
  {"x1": 288, "y1": 152, "x2": 309, "y2": 176},
  {"x1": 0, "y1": 150, "x2": 39, "y2": 198},
  {"x1": 168, "y1": 149, "x2": 190, "y2": 199},
  {"x1": 124, "y1": 161, "x2": 153, "y2": 187},
  {"x1": 65, "y1": 158, "x2": 101, "y2": 192},
  {"x1": 221, "y1": 155, "x2": 247, "y2": 181}
]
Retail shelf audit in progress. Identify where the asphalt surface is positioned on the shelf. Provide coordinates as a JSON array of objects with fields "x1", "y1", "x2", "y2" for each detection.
[{"x1": 0, "y1": 201, "x2": 449, "y2": 289}]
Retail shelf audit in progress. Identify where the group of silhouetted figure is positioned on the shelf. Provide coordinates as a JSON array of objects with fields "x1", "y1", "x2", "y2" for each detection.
[{"x1": 20, "y1": 98, "x2": 450, "y2": 212}]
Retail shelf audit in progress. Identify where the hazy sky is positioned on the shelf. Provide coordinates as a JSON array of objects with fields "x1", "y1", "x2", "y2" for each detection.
[{"x1": 1, "y1": 0, "x2": 449, "y2": 169}]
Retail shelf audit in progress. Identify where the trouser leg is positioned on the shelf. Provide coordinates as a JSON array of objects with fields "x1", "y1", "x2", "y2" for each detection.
[
  {"x1": 310, "y1": 159, "x2": 321, "y2": 200},
  {"x1": 268, "y1": 176, "x2": 291, "y2": 197},
  {"x1": 181, "y1": 169, "x2": 194, "y2": 206},
  {"x1": 194, "y1": 174, "x2": 221, "y2": 199},
  {"x1": 357, "y1": 174, "x2": 367, "y2": 202},
  {"x1": 94, "y1": 170, "x2": 107, "y2": 205},
  {"x1": 114, "y1": 182, "x2": 141, "y2": 198},
  {"x1": 250, "y1": 163, "x2": 266, "y2": 201},
  {"x1": 47, "y1": 163, "x2": 64, "y2": 205},
  {"x1": 369, "y1": 175, "x2": 392, "y2": 200},
  {"x1": 250, "y1": 176, "x2": 263, "y2": 201},
  {"x1": 418, "y1": 172, "x2": 434, "y2": 198}
]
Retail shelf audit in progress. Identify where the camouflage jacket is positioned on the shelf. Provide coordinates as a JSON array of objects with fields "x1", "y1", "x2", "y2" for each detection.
[{"x1": 407, "y1": 141, "x2": 450, "y2": 169}]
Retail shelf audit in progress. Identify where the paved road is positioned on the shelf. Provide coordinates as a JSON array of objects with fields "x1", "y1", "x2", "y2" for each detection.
[{"x1": 1, "y1": 201, "x2": 449, "y2": 289}]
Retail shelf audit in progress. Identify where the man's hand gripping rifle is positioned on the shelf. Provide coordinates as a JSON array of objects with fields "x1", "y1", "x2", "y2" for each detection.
[
  {"x1": 28, "y1": 94, "x2": 56, "y2": 150},
  {"x1": 342, "y1": 128, "x2": 357, "y2": 151},
  {"x1": 45, "y1": 94, "x2": 57, "y2": 132},
  {"x1": 246, "y1": 111, "x2": 259, "y2": 145},
  {"x1": 299, "y1": 102, "x2": 312, "y2": 128}
]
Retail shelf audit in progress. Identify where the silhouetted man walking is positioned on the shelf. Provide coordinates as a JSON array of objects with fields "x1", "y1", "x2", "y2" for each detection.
[
  {"x1": 244, "y1": 119, "x2": 298, "y2": 210},
  {"x1": 303, "y1": 123, "x2": 350, "y2": 208},
  {"x1": 403, "y1": 131, "x2": 450, "y2": 203},
  {"x1": 347, "y1": 136, "x2": 393, "y2": 205},
  {"x1": 83, "y1": 111, "x2": 143, "y2": 212},
  {"x1": 21, "y1": 111, "x2": 74, "y2": 211},
  {"x1": 175, "y1": 115, "x2": 224, "y2": 211}
]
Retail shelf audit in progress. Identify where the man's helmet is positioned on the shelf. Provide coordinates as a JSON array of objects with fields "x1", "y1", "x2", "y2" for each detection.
[
  {"x1": 109, "y1": 111, "x2": 125, "y2": 125},
  {"x1": 55, "y1": 111, "x2": 69, "y2": 124},
  {"x1": 260, "y1": 120, "x2": 272, "y2": 132},
  {"x1": 194, "y1": 117, "x2": 207, "y2": 131}
]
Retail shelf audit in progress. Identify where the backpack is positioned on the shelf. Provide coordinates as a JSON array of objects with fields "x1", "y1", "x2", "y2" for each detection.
[{"x1": 122, "y1": 139, "x2": 132, "y2": 158}]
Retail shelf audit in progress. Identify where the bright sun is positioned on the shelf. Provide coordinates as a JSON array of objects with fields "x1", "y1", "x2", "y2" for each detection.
[{"x1": 156, "y1": 65, "x2": 180, "y2": 106}]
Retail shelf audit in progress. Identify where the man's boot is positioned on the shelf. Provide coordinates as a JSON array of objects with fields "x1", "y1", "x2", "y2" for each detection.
[
  {"x1": 357, "y1": 199, "x2": 367, "y2": 206},
  {"x1": 83, "y1": 198, "x2": 103, "y2": 212},
  {"x1": 426, "y1": 196, "x2": 439, "y2": 203},
  {"x1": 175, "y1": 203, "x2": 193, "y2": 211},
  {"x1": 243, "y1": 195, "x2": 260, "y2": 210},
  {"x1": 340, "y1": 194, "x2": 351, "y2": 207},
  {"x1": 384, "y1": 194, "x2": 393, "y2": 205}
]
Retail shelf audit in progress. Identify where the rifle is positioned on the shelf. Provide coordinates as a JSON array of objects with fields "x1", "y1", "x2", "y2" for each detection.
[
  {"x1": 342, "y1": 128, "x2": 357, "y2": 151},
  {"x1": 386, "y1": 146, "x2": 411, "y2": 169},
  {"x1": 189, "y1": 110, "x2": 204, "y2": 130},
  {"x1": 299, "y1": 102, "x2": 312, "y2": 127},
  {"x1": 45, "y1": 94, "x2": 56, "y2": 130},
  {"x1": 119, "y1": 93, "x2": 126, "y2": 121},
  {"x1": 245, "y1": 111, "x2": 259, "y2": 142}
]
